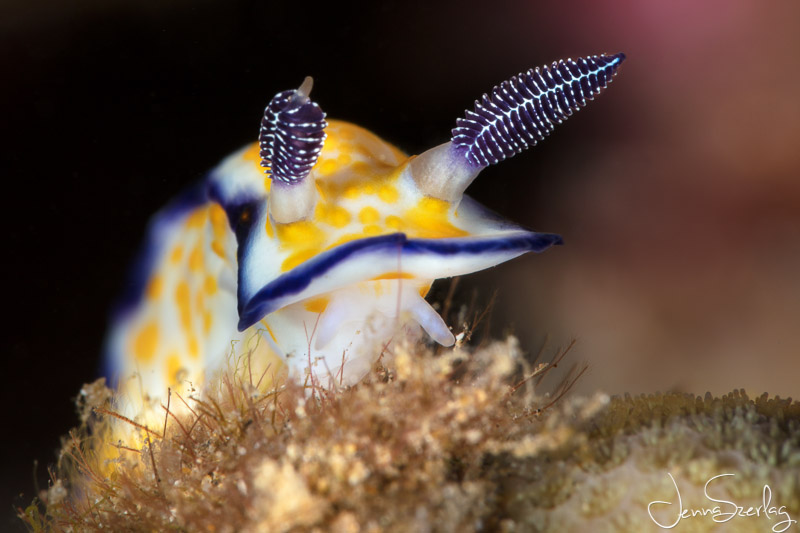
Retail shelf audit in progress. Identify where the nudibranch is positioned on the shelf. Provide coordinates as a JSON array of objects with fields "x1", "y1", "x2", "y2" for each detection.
[{"x1": 105, "y1": 53, "x2": 625, "y2": 430}]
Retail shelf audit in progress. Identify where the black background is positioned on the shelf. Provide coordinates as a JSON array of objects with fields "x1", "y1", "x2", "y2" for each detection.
[{"x1": 4, "y1": 1, "x2": 632, "y2": 528}]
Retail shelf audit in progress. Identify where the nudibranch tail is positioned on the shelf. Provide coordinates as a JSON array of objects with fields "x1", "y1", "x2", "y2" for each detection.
[
  {"x1": 260, "y1": 76, "x2": 328, "y2": 223},
  {"x1": 451, "y1": 53, "x2": 626, "y2": 167}
]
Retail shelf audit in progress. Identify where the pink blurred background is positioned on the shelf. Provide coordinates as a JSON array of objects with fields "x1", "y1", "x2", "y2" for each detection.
[{"x1": 482, "y1": 1, "x2": 800, "y2": 398}]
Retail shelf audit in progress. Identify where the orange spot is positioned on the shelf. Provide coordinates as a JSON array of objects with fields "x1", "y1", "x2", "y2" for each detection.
[
  {"x1": 276, "y1": 220, "x2": 324, "y2": 249},
  {"x1": 165, "y1": 353, "x2": 183, "y2": 385},
  {"x1": 133, "y1": 322, "x2": 159, "y2": 363},
  {"x1": 325, "y1": 233, "x2": 367, "y2": 250},
  {"x1": 385, "y1": 215, "x2": 403, "y2": 231},
  {"x1": 358, "y1": 207, "x2": 380, "y2": 225},
  {"x1": 170, "y1": 245, "x2": 183, "y2": 265},
  {"x1": 187, "y1": 334, "x2": 199, "y2": 359},
  {"x1": 175, "y1": 281, "x2": 192, "y2": 331},
  {"x1": 204, "y1": 275, "x2": 218, "y2": 294},
  {"x1": 188, "y1": 244, "x2": 203, "y2": 272},
  {"x1": 203, "y1": 310, "x2": 213, "y2": 334},
  {"x1": 242, "y1": 142, "x2": 261, "y2": 163},
  {"x1": 146, "y1": 275, "x2": 163, "y2": 300},
  {"x1": 336, "y1": 152, "x2": 352, "y2": 165},
  {"x1": 304, "y1": 297, "x2": 329, "y2": 314},
  {"x1": 378, "y1": 184, "x2": 399, "y2": 203},
  {"x1": 184, "y1": 208, "x2": 208, "y2": 229},
  {"x1": 371, "y1": 272, "x2": 415, "y2": 281},
  {"x1": 281, "y1": 249, "x2": 321, "y2": 272},
  {"x1": 363, "y1": 224, "x2": 382, "y2": 236},
  {"x1": 315, "y1": 203, "x2": 351, "y2": 228},
  {"x1": 317, "y1": 159, "x2": 339, "y2": 176},
  {"x1": 404, "y1": 198, "x2": 469, "y2": 239},
  {"x1": 211, "y1": 240, "x2": 226, "y2": 259},
  {"x1": 195, "y1": 290, "x2": 205, "y2": 311},
  {"x1": 209, "y1": 204, "x2": 228, "y2": 239}
]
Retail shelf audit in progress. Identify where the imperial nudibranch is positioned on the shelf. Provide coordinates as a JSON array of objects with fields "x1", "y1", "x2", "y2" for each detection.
[{"x1": 105, "y1": 53, "x2": 625, "y2": 435}]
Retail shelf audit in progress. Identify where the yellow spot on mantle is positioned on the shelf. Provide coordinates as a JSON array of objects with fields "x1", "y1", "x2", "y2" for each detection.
[
  {"x1": 184, "y1": 208, "x2": 207, "y2": 229},
  {"x1": 378, "y1": 184, "x2": 399, "y2": 203},
  {"x1": 175, "y1": 281, "x2": 192, "y2": 331},
  {"x1": 133, "y1": 322, "x2": 159, "y2": 363},
  {"x1": 315, "y1": 203, "x2": 351, "y2": 228},
  {"x1": 146, "y1": 275, "x2": 163, "y2": 300},
  {"x1": 166, "y1": 353, "x2": 182, "y2": 385},
  {"x1": 188, "y1": 244, "x2": 203, "y2": 272},
  {"x1": 204, "y1": 275, "x2": 218, "y2": 295},
  {"x1": 304, "y1": 297, "x2": 329, "y2": 314},
  {"x1": 404, "y1": 197, "x2": 468, "y2": 239},
  {"x1": 371, "y1": 272, "x2": 415, "y2": 281},
  {"x1": 358, "y1": 207, "x2": 380, "y2": 225},
  {"x1": 170, "y1": 245, "x2": 183, "y2": 265},
  {"x1": 282, "y1": 249, "x2": 321, "y2": 272}
]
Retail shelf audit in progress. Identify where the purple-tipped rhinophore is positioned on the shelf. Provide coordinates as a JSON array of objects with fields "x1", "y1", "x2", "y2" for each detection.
[
  {"x1": 259, "y1": 78, "x2": 327, "y2": 184},
  {"x1": 451, "y1": 53, "x2": 625, "y2": 168}
]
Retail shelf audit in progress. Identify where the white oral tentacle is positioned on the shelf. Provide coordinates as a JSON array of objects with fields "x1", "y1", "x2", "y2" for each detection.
[
  {"x1": 408, "y1": 291, "x2": 455, "y2": 347},
  {"x1": 314, "y1": 295, "x2": 357, "y2": 350}
]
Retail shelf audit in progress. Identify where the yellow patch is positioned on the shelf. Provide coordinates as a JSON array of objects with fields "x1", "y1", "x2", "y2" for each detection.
[
  {"x1": 325, "y1": 233, "x2": 370, "y2": 250},
  {"x1": 165, "y1": 353, "x2": 182, "y2": 385},
  {"x1": 371, "y1": 272, "x2": 415, "y2": 281},
  {"x1": 242, "y1": 142, "x2": 261, "y2": 163},
  {"x1": 275, "y1": 220, "x2": 326, "y2": 271},
  {"x1": 385, "y1": 215, "x2": 403, "y2": 231},
  {"x1": 276, "y1": 220, "x2": 324, "y2": 249},
  {"x1": 304, "y1": 297, "x2": 330, "y2": 314},
  {"x1": 404, "y1": 197, "x2": 469, "y2": 239},
  {"x1": 419, "y1": 284, "x2": 432, "y2": 298},
  {"x1": 336, "y1": 152, "x2": 352, "y2": 165},
  {"x1": 133, "y1": 322, "x2": 159, "y2": 363},
  {"x1": 378, "y1": 184, "x2": 399, "y2": 203},
  {"x1": 209, "y1": 204, "x2": 228, "y2": 239},
  {"x1": 358, "y1": 206, "x2": 380, "y2": 225},
  {"x1": 315, "y1": 203, "x2": 352, "y2": 228},
  {"x1": 188, "y1": 244, "x2": 203, "y2": 272},
  {"x1": 175, "y1": 281, "x2": 192, "y2": 331},
  {"x1": 146, "y1": 275, "x2": 163, "y2": 300},
  {"x1": 170, "y1": 245, "x2": 183, "y2": 265},
  {"x1": 363, "y1": 224, "x2": 382, "y2": 236},
  {"x1": 203, "y1": 310, "x2": 213, "y2": 333},
  {"x1": 187, "y1": 333, "x2": 199, "y2": 359},
  {"x1": 184, "y1": 208, "x2": 208, "y2": 229},
  {"x1": 211, "y1": 240, "x2": 226, "y2": 259},
  {"x1": 281, "y1": 248, "x2": 322, "y2": 272},
  {"x1": 317, "y1": 159, "x2": 339, "y2": 176},
  {"x1": 195, "y1": 290, "x2": 205, "y2": 312},
  {"x1": 204, "y1": 275, "x2": 218, "y2": 294}
]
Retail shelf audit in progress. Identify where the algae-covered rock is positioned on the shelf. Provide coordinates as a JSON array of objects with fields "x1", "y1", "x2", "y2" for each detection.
[{"x1": 21, "y1": 337, "x2": 800, "y2": 532}]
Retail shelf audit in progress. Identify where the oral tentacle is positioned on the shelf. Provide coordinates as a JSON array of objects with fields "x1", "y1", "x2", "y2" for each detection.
[{"x1": 407, "y1": 291, "x2": 455, "y2": 347}]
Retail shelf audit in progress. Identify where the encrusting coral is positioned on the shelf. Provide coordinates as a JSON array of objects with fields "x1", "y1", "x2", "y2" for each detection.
[{"x1": 21, "y1": 331, "x2": 800, "y2": 532}]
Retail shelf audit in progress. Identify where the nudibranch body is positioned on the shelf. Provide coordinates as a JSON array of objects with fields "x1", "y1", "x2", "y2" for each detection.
[{"x1": 105, "y1": 54, "x2": 625, "y2": 431}]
